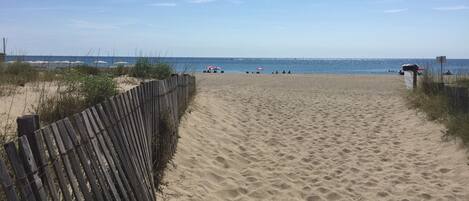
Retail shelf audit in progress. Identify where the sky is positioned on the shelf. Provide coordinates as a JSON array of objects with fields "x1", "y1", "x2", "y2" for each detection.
[{"x1": 0, "y1": 0, "x2": 468, "y2": 58}]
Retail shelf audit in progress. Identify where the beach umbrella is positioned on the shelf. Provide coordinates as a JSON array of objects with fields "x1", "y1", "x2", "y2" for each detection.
[
  {"x1": 207, "y1": 66, "x2": 222, "y2": 70},
  {"x1": 94, "y1": 60, "x2": 108, "y2": 64}
]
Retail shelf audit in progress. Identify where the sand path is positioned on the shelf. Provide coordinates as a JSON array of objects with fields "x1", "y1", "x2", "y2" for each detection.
[{"x1": 160, "y1": 74, "x2": 469, "y2": 201}]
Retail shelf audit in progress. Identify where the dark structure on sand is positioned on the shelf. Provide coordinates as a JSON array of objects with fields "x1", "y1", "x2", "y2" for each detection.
[{"x1": 0, "y1": 53, "x2": 5, "y2": 63}]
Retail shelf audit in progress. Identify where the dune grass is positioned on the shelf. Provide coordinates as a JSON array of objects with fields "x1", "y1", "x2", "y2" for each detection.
[
  {"x1": 34, "y1": 71, "x2": 118, "y2": 124},
  {"x1": 1, "y1": 60, "x2": 174, "y2": 145},
  {"x1": 130, "y1": 57, "x2": 174, "y2": 80},
  {"x1": 407, "y1": 71, "x2": 469, "y2": 147}
]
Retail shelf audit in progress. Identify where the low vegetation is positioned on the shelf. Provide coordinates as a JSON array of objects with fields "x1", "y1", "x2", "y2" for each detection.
[
  {"x1": 130, "y1": 57, "x2": 174, "y2": 80},
  {"x1": 0, "y1": 61, "x2": 38, "y2": 89},
  {"x1": 35, "y1": 72, "x2": 118, "y2": 124},
  {"x1": 407, "y1": 70, "x2": 469, "y2": 147},
  {"x1": 72, "y1": 64, "x2": 100, "y2": 75},
  {"x1": 1, "y1": 59, "x2": 174, "y2": 141},
  {"x1": 81, "y1": 74, "x2": 118, "y2": 106},
  {"x1": 113, "y1": 64, "x2": 130, "y2": 76}
]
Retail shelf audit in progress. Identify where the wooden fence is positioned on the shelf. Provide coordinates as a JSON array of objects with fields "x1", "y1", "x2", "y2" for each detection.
[
  {"x1": 0, "y1": 74, "x2": 196, "y2": 201},
  {"x1": 422, "y1": 81, "x2": 469, "y2": 113}
]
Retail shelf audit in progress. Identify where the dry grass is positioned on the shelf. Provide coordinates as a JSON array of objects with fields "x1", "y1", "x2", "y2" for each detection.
[{"x1": 407, "y1": 71, "x2": 469, "y2": 147}]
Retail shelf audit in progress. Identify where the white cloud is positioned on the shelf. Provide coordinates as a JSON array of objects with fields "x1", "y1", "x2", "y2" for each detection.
[
  {"x1": 148, "y1": 3, "x2": 177, "y2": 7},
  {"x1": 383, "y1": 8, "x2": 408, "y2": 13},
  {"x1": 433, "y1": 6, "x2": 469, "y2": 11}
]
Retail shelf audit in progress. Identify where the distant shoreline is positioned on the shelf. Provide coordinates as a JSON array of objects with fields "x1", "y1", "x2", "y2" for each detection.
[
  {"x1": 6, "y1": 55, "x2": 469, "y2": 60},
  {"x1": 5, "y1": 56, "x2": 469, "y2": 75}
]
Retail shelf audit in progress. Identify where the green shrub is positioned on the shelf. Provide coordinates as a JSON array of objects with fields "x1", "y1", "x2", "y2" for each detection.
[
  {"x1": 113, "y1": 64, "x2": 129, "y2": 76},
  {"x1": 1, "y1": 62, "x2": 38, "y2": 85},
  {"x1": 36, "y1": 74, "x2": 118, "y2": 123},
  {"x1": 131, "y1": 58, "x2": 152, "y2": 78},
  {"x1": 407, "y1": 91, "x2": 448, "y2": 121},
  {"x1": 150, "y1": 63, "x2": 173, "y2": 80},
  {"x1": 4, "y1": 62, "x2": 36, "y2": 75},
  {"x1": 73, "y1": 65, "x2": 100, "y2": 75},
  {"x1": 81, "y1": 74, "x2": 118, "y2": 106},
  {"x1": 445, "y1": 114, "x2": 469, "y2": 146},
  {"x1": 454, "y1": 77, "x2": 469, "y2": 88},
  {"x1": 407, "y1": 71, "x2": 469, "y2": 148},
  {"x1": 38, "y1": 69, "x2": 63, "y2": 82},
  {"x1": 130, "y1": 57, "x2": 173, "y2": 80},
  {"x1": 36, "y1": 92, "x2": 86, "y2": 124}
]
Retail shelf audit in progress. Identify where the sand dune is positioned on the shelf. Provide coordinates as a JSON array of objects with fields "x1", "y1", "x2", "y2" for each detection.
[
  {"x1": 0, "y1": 77, "x2": 138, "y2": 140},
  {"x1": 159, "y1": 74, "x2": 469, "y2": 201}
]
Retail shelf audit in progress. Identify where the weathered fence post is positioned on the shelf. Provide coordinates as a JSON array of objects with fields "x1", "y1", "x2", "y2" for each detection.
[
  {"x1": 14, "y1": 115, "x2": 50, "y2": 201},
  {"x1": 4, "y1": 142, "x2": 37, "y2": 201},
  {"x1": 17, "y1": 114, "x2": 41, "y2": 163}
]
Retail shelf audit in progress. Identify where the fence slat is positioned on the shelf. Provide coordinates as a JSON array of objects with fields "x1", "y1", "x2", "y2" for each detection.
[
  {"x1": 86, "y1": 107, "x2": 129, "y2": 201},
  {"x1": 120, "y1": 92, "x2": 153, "y2": 200},
  {"x1": 4, "y1": 142, "x2": 37, "y2": 201},
  {"x1": 131, "y1": 86, "x2": 153, "y2": 191},
  {"x1": 121, "y1": 92, "x2": 146, "y2": 174},
  {"x1": 72, "y1": 114, "x2": 113, "y2": 201},
  {"x1": 50, "y1": 123, "x2": 84, "y2": 201},
  {"x1": 107, "y1": 97, "x2": 151, "y2": 201},
  {"x1": 98, "y1": 102, "x2": 144, "y2": 201},
  {"x1": 55, "y1": 120, "x2": 94, "y2": 201},
  {"x1": 133, "y1": 86, "x2": 151, "y2": 171},
  {"x1": 41, "y1": 127, "x2": 74, "y2": 201},
  {"x1": 18, "y1": 136, "x2": 48, "y2": 201},
  {"x1": 80, "y1": 110, "x2": 122, "y2": 201},
  {"x1": 92, "y1": 105, "x2": 135, "y2": 200},
  {"x1": 33, "y1": 130, "x2": 60, "y2": 201},
  {"x1": 124, "y1": 90, "x2": 153, "y2": 193},
  {"x1": 0, "y1": 159, "x2": 19, "y2": 201}
]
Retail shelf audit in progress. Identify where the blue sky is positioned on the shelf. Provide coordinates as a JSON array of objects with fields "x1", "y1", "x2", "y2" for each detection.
[{"x1": 1, "y1": 0, "x2": 468, "y2": 58}]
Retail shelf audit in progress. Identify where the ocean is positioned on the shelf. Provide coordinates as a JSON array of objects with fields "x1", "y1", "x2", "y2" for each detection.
[{"x1": 6, "y1": 56, "x2": 469, "y2": 74}]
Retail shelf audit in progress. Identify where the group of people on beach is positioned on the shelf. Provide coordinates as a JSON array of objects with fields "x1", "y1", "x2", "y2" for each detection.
[
  {"x1": 273, "y1": 70, "x2": 292, "y2": 74},
  {"x1": 202, "y1": 70, "x2": 224, "y2": 74},
  {"x1": 203, "y1": 69, "x2": 293, "y2": 74},
  {"x1": 244, "y1": 70, "x2": 292, "y2": 74}
]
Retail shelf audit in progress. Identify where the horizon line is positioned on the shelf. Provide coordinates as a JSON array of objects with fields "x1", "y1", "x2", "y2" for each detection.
[{"x1": 6, "y1": 55, "x2": 469, "y2": 60}]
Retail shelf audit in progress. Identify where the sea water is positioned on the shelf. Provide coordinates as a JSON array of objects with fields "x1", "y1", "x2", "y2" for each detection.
[{"x1": 6, "y1": 56, "x2": 469, "y2": 74}]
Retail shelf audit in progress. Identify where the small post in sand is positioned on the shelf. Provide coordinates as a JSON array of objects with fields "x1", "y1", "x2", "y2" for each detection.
[{"x1": 402, "y1": 64, "x2": 419, "y2": 90}]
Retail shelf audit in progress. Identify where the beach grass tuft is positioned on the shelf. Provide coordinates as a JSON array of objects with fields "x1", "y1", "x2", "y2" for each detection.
[
  {"x1": 407, "y1": 70, "x2": 469, "y2": 147},
  {"x1": 130, "y1": 57, "x2": 174, "y2": 80},
  {"x1": 35, "y1": 72, "x2": 118, "y2": 124}
]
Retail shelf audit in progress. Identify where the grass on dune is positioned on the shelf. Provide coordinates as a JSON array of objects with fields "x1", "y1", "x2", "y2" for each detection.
[{"x1": 407, "y1": 70, "x2": 469, "y2": 147}]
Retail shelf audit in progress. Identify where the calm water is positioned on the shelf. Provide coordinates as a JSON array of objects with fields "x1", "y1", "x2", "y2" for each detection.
[{"x1": 6, "y1": 56, "x2": 469, "y2": 74}]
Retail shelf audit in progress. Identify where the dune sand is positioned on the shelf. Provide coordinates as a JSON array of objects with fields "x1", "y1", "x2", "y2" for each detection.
[
  {"x1": 0, "y1": 77, "x2": 138, "y2": 140},
  {"x1": 159, "y1": 74, "x2": 469, "y2": 201}
]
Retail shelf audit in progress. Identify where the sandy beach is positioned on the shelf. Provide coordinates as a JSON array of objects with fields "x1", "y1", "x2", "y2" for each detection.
[{"x1": 160, "y1": 74, "x2": 469, "y2": 201}]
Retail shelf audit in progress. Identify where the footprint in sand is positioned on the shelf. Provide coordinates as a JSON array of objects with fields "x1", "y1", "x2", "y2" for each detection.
[
  {"x1": 325, "y1": 192, "x2": 342, "y2": 201},
  {"x1": 306, "y1": 194, "x2": 323, "y2": 201},
  {"x1": 215, "y1": 156, "x2": 230, "y2": 168},
  {"x1": 439, "y1": 168, "x2": 451, "y2": 174}
]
